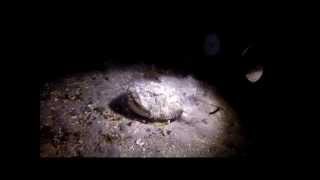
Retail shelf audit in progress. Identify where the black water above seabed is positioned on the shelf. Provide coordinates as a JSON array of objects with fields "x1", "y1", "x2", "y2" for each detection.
[{"x1": 40, "y1": 27, "x2": 287, "y2": 157}]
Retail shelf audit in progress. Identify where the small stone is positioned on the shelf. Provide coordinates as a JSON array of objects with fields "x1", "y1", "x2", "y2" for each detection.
[
  {"x1": 71, "y1": 115, "x2": 77, "y2": 119},
  {"x1": 94, "y1": 106, "x2": 105, "y2": 114},
  {"x1": 104, "y1": 134, "x2": 113, "y2": 143},
  {"x1": 84, "y1": 112, "x2": 92, "y2": 119},
  {"x1": 70, "y1": 95, "x2": 76, "y2": 100},
  {"x1": 157, "y1": 129, "x2": 165, "y2": 136},
  {"x1": 201, "y1": 119, "x2": 208, "y2": 124},
  {"x1": 166, "y1": 130, "x2": 172, "y2": 135},
  {"x1": 119, "y1": 123, "x2": 127, "y2": 131},
  {"x1": 75, "y1": 88, "x2": 81, "y2": 95},
  {"x1": 102, "y1": 111, "x2": 111, "y2": 119},
  {"x1": 133, "y1": 129, "x2": 138, "y2": 134},
  {"x1": 54, "y1": 98, "x2": 59, "y2": 102},
  {"x1": 111, "y1": 117, "x2": 121, "y2": 121},
  {"x1": 88, "y1": 104, "x2": 94, "y2": 109},
  {"x1": 136, "y1": 138, "x2": 144, "y2": 146}
]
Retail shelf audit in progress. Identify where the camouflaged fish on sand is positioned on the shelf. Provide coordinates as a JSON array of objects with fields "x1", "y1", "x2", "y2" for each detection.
[{"x1": 127, "y1": 79, "x2": 184, "y2": 121}]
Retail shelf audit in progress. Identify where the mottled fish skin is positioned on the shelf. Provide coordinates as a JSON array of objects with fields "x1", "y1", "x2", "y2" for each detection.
[
  {"x1": 127, "y1": 80, "x2": 183, "y2": 121},
  {"x1": 127, "y1": 90, "x2": 151, "y2": 118},
  {"x1": 154, "y1": 109, "x2": 183, "y2": 121}
]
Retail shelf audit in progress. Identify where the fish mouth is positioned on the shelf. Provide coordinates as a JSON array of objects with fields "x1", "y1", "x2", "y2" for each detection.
[{"x1": 127, "y1": 91, "x2": 151, "y2": 118}]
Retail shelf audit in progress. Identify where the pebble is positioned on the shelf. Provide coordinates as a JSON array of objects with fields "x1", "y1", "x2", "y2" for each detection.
[
  {"x1": 88, "y1": 104, "x2": 94, "y2": 109},
  {"x1": 133, "y1": 129, "x2": 138, "y2": 134},
  {"x1": 136, "y1": 138, "x2": 144, "y2": 146},
  {"x1": 75, "y1": 88, "x2": 81, "y2": 95},
  {"x1": 166, "y1": 130, "x2": 172, "y2": 135},
  {"x1": 102, "y1": 111, "x2": 111, "y2": 119},
  {"x1": 70, "y1": 95, "x2": 76, "y2": 100},
  {"x1": 119, "y1": 123, "x2": 127, "y2": 131},
  {"x1": 201, "y1": 119, "x2": 208, "y2": 124},
  {"x1": 94, "y1": 106, "x2": 105, "y2": 114}
]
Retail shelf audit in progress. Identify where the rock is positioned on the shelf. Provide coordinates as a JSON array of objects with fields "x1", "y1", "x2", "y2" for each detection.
[
  {"x1": 201, "y1": 119, "x2": 208, "y2": 124},
  {"x1": 166, "y1": 130, "x2": 172, "y2": 135},
  {"x1": 157, "y1": 128, "x2": 165, "y2": 136},
  {"x1": 119, "y1": 122, "x2": 127, "y2": 132},
  {"x1": 88, "y1": 104, "x2": 94, "y2": 110},
  {"x1": 75, "y1": 88, "x2": 81, "y2": 95},
  {"x1": 102, "y1": 111, "x2": 113, "y2": 119},
  {"x1": 93, "y1": 106, "x2": 105, "y2": 114},
  {"x1": 84, "y1": 112, "x2": 92, "y2": 120},
  {"x1": 69, "y1": 95, "x2": 76, "y2": 101},
  {"x1": 136, "y1": 138, "x2": 144, "y2": 146},
  {"x1": 104, "y1": 134, "x2": 113, "y2": 143},
  {"x1": 127, "y1": 122, "x2": 133, "y2": 126}
]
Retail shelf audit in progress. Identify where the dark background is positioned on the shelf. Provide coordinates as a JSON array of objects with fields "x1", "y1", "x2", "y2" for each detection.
[{"x1": 38, "y1": 14, "x2": 309, "y2": 159}]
